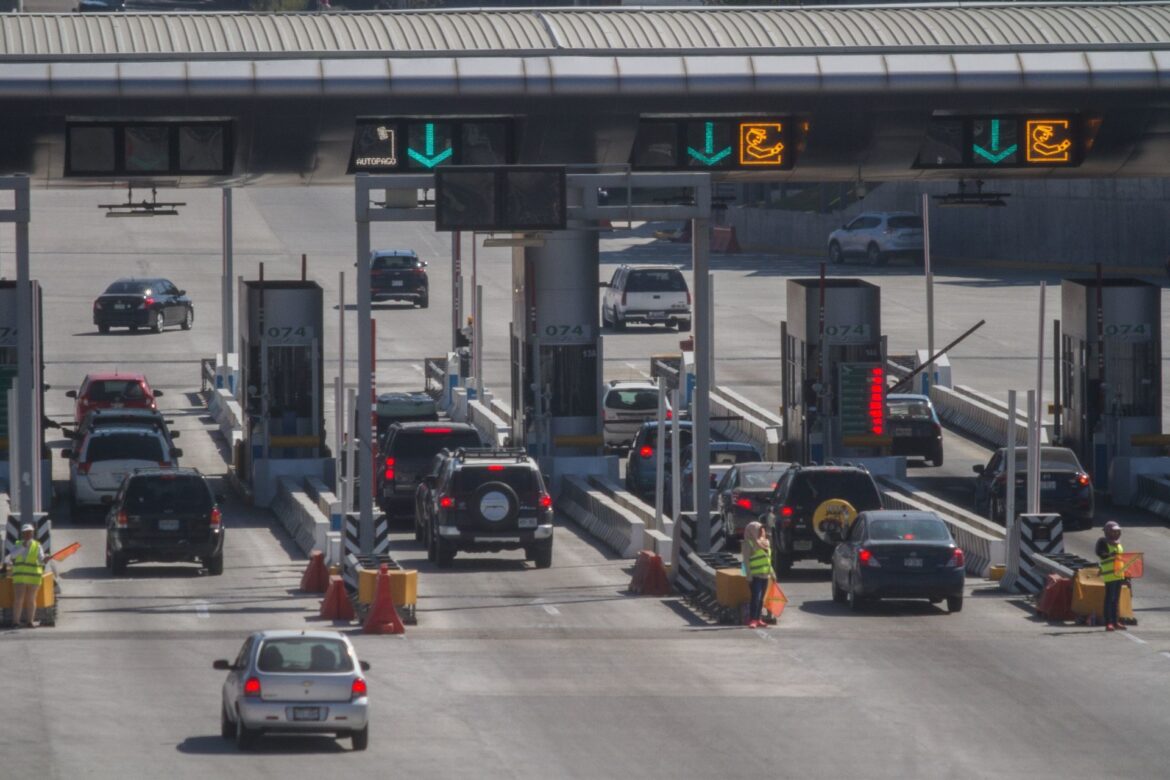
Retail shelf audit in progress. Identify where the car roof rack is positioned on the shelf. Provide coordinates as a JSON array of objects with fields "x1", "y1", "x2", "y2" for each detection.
[{"x1": 453, "y1": 447, "x2": 530, "y2": 463}]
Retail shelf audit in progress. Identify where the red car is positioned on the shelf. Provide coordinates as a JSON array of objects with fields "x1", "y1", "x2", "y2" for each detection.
[{"x1": 66, "y1": 372, "x2": 163, "y2": 425}]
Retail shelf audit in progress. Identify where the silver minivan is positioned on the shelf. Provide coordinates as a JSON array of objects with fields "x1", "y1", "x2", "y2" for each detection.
[{"x1": 601, "y1": 264, "x2": 691, "y2": 331}]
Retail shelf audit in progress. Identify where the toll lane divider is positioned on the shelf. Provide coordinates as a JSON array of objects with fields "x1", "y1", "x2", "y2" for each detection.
[
  {"x1": 879, "y1": 476, "x2": 1004, "y2": 578},
  {"x1": 557, "y1": 475, "x2": 645, "y2": 558},
  {"x1": 206, "y1": 388, "x2": 244, "y2": 452},
  {"x1": 1135, "y1": 473, "x2": 1170, "y2": 522},
  {"x1": 303, "y1": 477, "x2": 344, "y2": 566},
  {"x1": 711, "y1": 386, "x2": 783, "y2": 460},
  {"x1": 952, "y1": 385, "x2": 1054, "y2": 443},
  {"x1": 928, "y1": 384, "x2": 1046, "y2": 450},
  {"x1": 271, "y1": 476, "x2": 330, "y2": 558},
  {"x1": 586, "y1": 475, "x2": 673, "y2": 561},
  {"x1": 467, "y1": 399, "x2": 512, "y2": 448}
]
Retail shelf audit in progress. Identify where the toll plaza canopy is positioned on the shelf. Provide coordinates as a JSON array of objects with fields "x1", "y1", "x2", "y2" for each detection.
[{"x1": 3, "y1": 2, "x2": 1170, "y2": 184}]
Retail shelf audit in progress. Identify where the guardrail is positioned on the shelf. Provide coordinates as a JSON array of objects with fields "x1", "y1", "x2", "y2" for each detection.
[
  {"x1": 468, "y1": 399, "x2": 512, "y2": 448},
  {"x1": 424, "y1": 356, "x2": 447, "y2": 400},
  {"x1": 557, "y1": 475, "x2": 645, "y2": 558},
  {"x1": 1135, "y1": 472, "x2": 1170, "y2": 521},
  {"x1": 207, "y1": 388, "x2": 244, "y2": 451},
  {"x1": 929, "y1": 384, "x2": 1044, "y2": 449},
  {"x1": 711, "y1": 385, "x2": 784, "y2": 461},
  {"x1": 200, "y1": 358, "x2": 217, "y2": 393}
]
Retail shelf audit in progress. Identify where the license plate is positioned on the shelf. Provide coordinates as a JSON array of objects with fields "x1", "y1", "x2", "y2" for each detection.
[
  {"x1": 114, "y1": 304, "x2": 128, "y2": 310},
  {"x1": 392, "y1": 280, "x2": 404, "y2": 287},
  {"x1": 904, "y1": 557, "x2": 923, "y2": 568},
  {"x1": 794, "y1": 540, "x2": 813, "y2": 551},
  {"x1": 648, "y1": 311, "x2": 666, "y2": 319},
  {"x1": 894, "y1": 427, "x2": 912, "y2": 436},
  {"x1": 159, "y1": 518, "x2": 179, "y2": 531},
  {"x1": 292, "y1": 707, "x2": 320, "y2": 721},
  {"x1": 476, "y1": 536, "x2": 519, "y2": 543},
  {"x1": 518, "y1": 516, "x2": 537, "y2": 528},
  {"x1": 1041, "y1": 480, "x2": 1055, "y2": 490}
]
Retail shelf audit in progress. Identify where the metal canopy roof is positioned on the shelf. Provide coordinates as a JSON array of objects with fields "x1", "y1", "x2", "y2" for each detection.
[{"x1": 0, "y1": 4, "x2": 1169, "y2": 59}]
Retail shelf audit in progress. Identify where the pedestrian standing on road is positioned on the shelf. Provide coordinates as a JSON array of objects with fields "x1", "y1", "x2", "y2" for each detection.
[
  {"x1": 1096, "y1": 520, "x2": 1126, "y2": 632},
  {"x1": 741, "y1": 521, "x2": 774, "y2": 629},
  {"x1": 5, "y1": 524, "x2": 44, "y2": 629}
]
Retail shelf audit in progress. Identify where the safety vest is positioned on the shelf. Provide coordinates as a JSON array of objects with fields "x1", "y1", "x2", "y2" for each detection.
[
  {"x1": 1099, "y1": 541, "x2": 1124, "y2": 583},
  {"x1": 11, "y1": 539, "x2": 43, "y2": 586},
  {"x1": 748, "y1": 546, "x2": 772, "y2": 578}
]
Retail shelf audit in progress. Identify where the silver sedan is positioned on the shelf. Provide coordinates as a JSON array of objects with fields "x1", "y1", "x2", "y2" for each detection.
[{"x1": 214, "y1": 630, "x2": 371, "y2": 751}]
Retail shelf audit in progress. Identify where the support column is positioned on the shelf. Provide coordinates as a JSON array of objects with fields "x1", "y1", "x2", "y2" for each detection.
[
  {"x1": 692, "y1": 215, "x2": 712, "y2": 550},
  {"x1": 221, "y1": 187, "x2": 234, "y2": 359},
  {"x1": 354, "y1": 179, "x2": 375, "y2": 552},
  {"x1": 13, "y1": 177, "x2": 33, "y2": 525}
]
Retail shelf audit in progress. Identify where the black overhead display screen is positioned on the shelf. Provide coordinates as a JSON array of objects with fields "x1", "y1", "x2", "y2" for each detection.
[
  {"x1": 66, "y1": 120, "x2": 233, "y2": 177},
  {"x1": 349, "y1": 118, "x2": 514, "y2": 174},
  {"x1": 915, "y1": 115, "x2": 1085, "y2": 169},
  {"x1": 630, "y1": 118, "x2": 801, "y2": 171}
]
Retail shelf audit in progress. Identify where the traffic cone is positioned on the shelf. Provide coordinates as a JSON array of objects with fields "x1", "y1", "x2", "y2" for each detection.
[
  {"x1": 628, "y1": 551, "x2": 671, "y2": 596},
  {"x1": 320, "y1": 576, "x2": 355, "y2": 621},
  {"x1": 300, "y1": 550, "x2": 329, "y2": 594},
  {"x1": 363, "y1": 564, "x2": 405, "y2": 635}
]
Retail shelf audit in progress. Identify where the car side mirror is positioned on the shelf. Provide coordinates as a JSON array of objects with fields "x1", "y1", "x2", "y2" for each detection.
[
  {"x1": 542, "y1": 473, "x2": 552, "y2": 487},
  {"x1": 63, "y1": 428, "x2": 77, "y2": 439},
  {"x1": 360, "y1": 660, "x2": 371, "y2": 672},
  {"x1": 153, "y1": 390, "x2": 164, "y2": 398},
  {"x1": 172, "y1": 448, "x2": 183, "y2": 459},
  {"x1": 169, "y1": 431, "x2": 180, "y2": 439},
  {"x1": 598, "y1": 281, "x2": 610, "y2": 287},
  {"x1": 972, "y1": 464, "x2": 985, "y2": 474},
  {"x1": 177, "y1": 289, "x2": 186, "y2": 296},
  {"x1": 65, "y1": 390, "x2": 77, "y2": 399},
  {"x1": 61, "y1": 449, "x2": 73, "y2": 459},
  {"x1": 212, "y1": 659, "x2": 232, "y2": 671}
]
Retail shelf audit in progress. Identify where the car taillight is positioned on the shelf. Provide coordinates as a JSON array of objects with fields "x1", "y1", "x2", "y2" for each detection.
[
  {"x1": 351, "y1": 678, "x2": 368, "y2": 699},
  {"x1": 639, "y1": 446, "x2": 653, "y2": 459},
  {"x1": 858, "y1": 548, "x2": 880, "y2": 567},
  {"x1": 666, "y1": 409, "x2": 673, "y2": 420},
  {"x1": 948, "y1": 548, "x2": 965, "y2": 568},
  {"x1": 735, "y1": 497, "x2": 753, "y2": 510},
  {"x1": 1075, "y1": 473, "x2": 1090, "y2": 487},
  {"x1": 487, "y1": 465, "x2": 505, "y2": 471},
  {"x1": 423, "y1": 427, "x2": 452, "y2": 434},
  {"x1": 686, "y1": 290, "x2": 691, "y2": 305},
  {"x1": 93, "y1": 300, "x2": 100, "y2": 311},
  {"x1": 539, "y1": 494, "x2": 552, "y2": 509},
  {"x1": 116, "y1": 510, "x2": 128, "y2": 528},
  {"x1": 779, "y1": 505, "x2": 794, "y2": 527},
  {"x1": 439, "y1": 496, "x2": 454, "y2": 509},
  {"x1": 143, "y1": 297, "x2": 155, "y2": 307},
  {"x1": 210, "y1": 507, "x2": 222, "y2": 528},
  {"x1": 78, "y1": 461, "x2": 91, "y2": 475},
  {"x1": 244, "y1": 678, "x2": 261, "y2": 698},
  {"x1": 384, "y1": 457, "x2": 395, "y2": 481}
]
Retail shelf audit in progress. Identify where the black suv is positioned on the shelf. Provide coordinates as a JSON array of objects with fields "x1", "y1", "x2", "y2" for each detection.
[
  {"x1": 377, "y1": 422, "x2": 484, "y2": 515},
  {"x1": 423, "y1": 448, "x2": 554, "y2": 569},
  {"x1": 370, "y1": 249, "x2": 428, "y2": 308},
  {"x1": 105, "y1": 468, "x2": 225, "y2": 575},
  {"x1": 764, "y1": 465, "x2": 884, "y2": 573}
]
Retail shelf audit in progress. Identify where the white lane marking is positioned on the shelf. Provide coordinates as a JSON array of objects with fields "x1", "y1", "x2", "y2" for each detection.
[
  {"x1": 194, "y1": 601, "x2": 210, "y2": 619},
  {"x1": 1160, "y1": 652, "x2": 1170, "y2": 661},
  {"x1": 543, "y1": 605, "x2": 561, "y2": 616},
  {"x1": 410, "y1": 363, "x2": 423, "y2": 374},
  {"x1": 624, "y1": 362, "x2": 651, "y2": 379},
  {"x1": 755, "y1": 629, "x2": 775, "y2": 641},
  {"x1": 1121, "y1": 631, "x2": 1147, "y2": 645}
]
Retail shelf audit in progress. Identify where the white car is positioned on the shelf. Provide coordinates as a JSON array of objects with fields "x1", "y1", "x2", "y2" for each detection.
[
  {"x1": 827, "y1": 211, "x2": 924, "y2": 266},
  {"x1": 601, "y1": 380, "x2": 674, "y2": 449},
  {"x1": 215, "y1": 630, "x2": 371, "y2": 751},
  {"x1": 601, "y1": 264, "x2": 691, "y2": 331},
  {"x1": 63, "y1": 426, "x2": 181, "y2": 508}
]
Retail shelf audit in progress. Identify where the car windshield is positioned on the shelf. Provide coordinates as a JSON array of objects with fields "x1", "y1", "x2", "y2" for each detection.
[
  {"x1": 888, "y1": 400, "x2": 934, "y2": 421},
  {"x1": 257, "y1": 638, "x2": 352, "y2": 673},
  {"x1": 123, "y1": 475, "x2": 211, "y2": 512},
  {"x1": 87, "y1": 380, "x2": 148, "y2": 402},
  {"x1": 741, "y1": 467, "x2": 788, "y2": 488},
  {"x1": 868, "y1": 516, "x2": 952, "y2": 542},
  {"x1": 103, "y1": 281, "x2": 151, "y2": 295},
  {"x1": 626, "y1": 270, "x2": 687, "y2": 293},
  {"x1": 85, "y1": 434, "x2": 164, "y2": 463},
  {"x1": 605, "y1": 389, "x2": 658, "y2": 411},
  {"x1": 788, "y1": 472, "x2": 882, "y2": 511},
  {"x1": 372, "y1": 255, "x2": 418, "y2": 271},
  {"x1": 390, "y1": 429, "x2": 482, "y2": 460},
  {"x1": 455, "y1": 466, "x2": 536, "y2": 493},
  {"x1": 887, "y1": 216, "x2": 923, "y2": 230}
]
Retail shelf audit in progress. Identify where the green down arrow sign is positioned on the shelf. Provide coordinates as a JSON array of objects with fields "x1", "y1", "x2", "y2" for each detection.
[
  {"x1": 972, "y1": 119, "x2": 1018, "y2": 164},
  {"x1": 407, "y1": 123, "x2": 454, "y2": 169},
  {"x1": 687, "y1": 121, "x2": 732, "y2": 167}
]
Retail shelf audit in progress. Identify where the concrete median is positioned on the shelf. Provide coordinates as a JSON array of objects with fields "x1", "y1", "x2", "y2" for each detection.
[
  {"x1": 557, "y1": 475, "x2": 645, "y2": 558},
  {"x1": 467, "y1": 399, "x2": 512, "y2": 448},
  {"x1": 711, "y1": 385, "x2": 784, "y2": 461},
  {"x1": 271, "y1": 476, "x2": 331, "y2": 557},
  {"x1": 929, "y1": 384, "x2": 1045, "y2": 449},
  {"x1": 1135, "y1": 472, "x2": 1170, "y2": 521}
]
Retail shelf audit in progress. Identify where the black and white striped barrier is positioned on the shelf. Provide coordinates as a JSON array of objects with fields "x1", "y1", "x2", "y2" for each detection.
[
  {"x1": 341, "y1": 512, "x2": 391, "y2": 592},
  {"x1": 673, "y1": 512, "x2": 727, "y2": 595},
  {"x1": 6, "y1": 511, "x2": 50, "y2": 556},
  {"x1": 1002, "y1": 513, "x2": 1064, "y2": 595}
]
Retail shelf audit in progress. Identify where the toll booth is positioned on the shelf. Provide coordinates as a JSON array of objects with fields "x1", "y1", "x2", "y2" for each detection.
[
  {"x1": 238, "y1": 279, "x2": 331, "y2": 506},
  {"x1": 781, "y1": 279, "x2": 887, "y2": 464},
  {"x1": 0, "y1": 280, "x2": 49, "y2": 508},
  {"x1": 1059, "y1": 278, "x2": 1162, "y2": 489}
]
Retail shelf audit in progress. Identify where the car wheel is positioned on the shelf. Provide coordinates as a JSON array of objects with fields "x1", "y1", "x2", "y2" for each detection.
[
  {"x1": 472, "y1": 481, "x2": 520, "y2": 525},
  {"x1": 930, "y1": 446, "x2": 944, "y2": 468},
  {"x1": 946, "y1": 595, "x2": 963, "y2": 613},
  {"x1": 773, "y1": 550, "x2": 793, "y2": 576},
  {"x1": 151, "y1": 310, "x2": 164, "y2": 333},
  {"x1": 98, "y1": 324, "x2": 110, "y2": 334},
  {"x1": 847, "y1": 577, "x2": 866, "y2": 612},
  {"x1": 613, "y1": 310, "x2": 626, "y2": 331},
  {"x1": 602, "y1": 306, "x2": 612, "y2": 329},
  {"x1": 831, "y1": 574, "x2": 847, "y2": 604},
  {"x1": 676, "y1": 319, "x2": 691, "y2": 332},
  {"x1": 435, "y1": 536, "x2": 455, "y2": 568},
  {"x1": 417, "y1": 294, "x2": 429, "y2": 309},
  {"x1": 106, "y1": 547, "x2": 127, "y2": 576},
  {"x1": 351, "y1": 725, "x2": 369, "y2": 751},
  {"x1": 220, "y1": 704, "x2": 234, "y2": 740},
  {"x1": 990, "y1": 497, "x2": 1003, "y2": 524},
  {"x1": 205, "y1": 551, "x2": 224, "y2": 576},
  {"x1": 1080, "y1": 516, "x2": 1094, "y2": 531},
  {"x1": 867, "y1": 243, "x2": 886, "y2": 267},
  {"x1": 181, "y1": 307, "x2": 194, "y2": 330},
  {"x1": 531, "y1": 538, "x2": 553, "y2": 569},
  {"x1": 426, "y1": 525, "x2": 438, "y2": 563},
  {"x1": 413, "y1": 513, "x2": 424, "y2": 543},
  {"x1": 828, "y1": 241, "x2": 844, "y2": 265},
  {"x1": 235, "y1": 708, "x2": 257, "y2": 750}
]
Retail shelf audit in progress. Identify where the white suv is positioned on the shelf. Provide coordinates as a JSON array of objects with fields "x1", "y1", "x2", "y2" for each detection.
[
  {"x1": 601, "y1": 380, "x2": 674, "y2": 449},
  {"x1": 827, "y1": 211, "x2": 924, "y2": 266},
  {"x1": 63, "y1": 426, "x2": 181, "y2": 509},
  {"x1": 601, "y1": 265, "x2": 691, "y2": 331}
]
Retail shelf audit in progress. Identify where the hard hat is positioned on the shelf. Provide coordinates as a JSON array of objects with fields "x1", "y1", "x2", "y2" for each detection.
[
  {"x1": 20, "y1": 523, "x2": 34, "y2": 533},
  {"x1": 1104, "y1": 521, "x2": 1121, "y2": 532}
]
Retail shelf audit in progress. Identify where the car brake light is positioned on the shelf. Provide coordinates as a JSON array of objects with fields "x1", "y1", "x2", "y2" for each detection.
[
  {"x1": 735, "y1": 497, "x2": 753, "y2": 510},
  {"x1": 439, "y1": 496, "x2": 455, "y2": 509},
  {"x1": 639, "y1": 446, "x2": 653, "y2": 459},
  {"x1": 686, "y1": 290, "x2": 691, "y2": 305},
  {"x1": 210, "y1": 507, "x2": 222, "y2": 528},
  {"x1": 780, "y1": 506, "x2": 794, "y2": 517},
  {"x1": 384, "y1": 457, "x2": 395, "y2": 480},
  {"x1": 351, "y1": 678, "x2": 368, "y2": 699},
  {"x1": 116, "y1": 510, "x2": 128, "y2": 528},
  {"x1": 487, "y1": 465, "x2": 505, "y2": 471},
  {"x1": 949, "y1": 548, "x2": 965, "y2": 568},
  {"x1": 423, "y1": 427, "x2": 452, "y2": 434},
  {"x1": 666, "y1": 409, "x2": 673, "y2": 420},
  {"x1": 1075, "y1": 473, "x2": 1090, "y2": 487},
  {"x1": 858, "y1": 548, "x2": 880, "y2": 567},
  {"x1": 144, "y1": 297, "x2": 155, "y2": 306},
  {"x1": 244, "y1": 678, "x2": 261, "y2": 698},
  {"x1": 539, "y1": 494, "x2": 553, "y2": 509}
]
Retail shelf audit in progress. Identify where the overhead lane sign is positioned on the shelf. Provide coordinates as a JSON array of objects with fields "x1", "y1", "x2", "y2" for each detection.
[
  {"x1": 916, "y1": 114, "x2": 1085, "y2": 169},
  {"x1": 632, "y1": 117, "x2": 799, "y2": 171},
  {"x1": 349, "y1": 118, "x2": 514, "y2": 174}
]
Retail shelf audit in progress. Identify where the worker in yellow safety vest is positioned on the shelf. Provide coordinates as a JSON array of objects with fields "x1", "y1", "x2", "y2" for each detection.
[
  {"x1": 741, "y1": 521, "x2": 775, "y2": 629},
  {"x1": 5, "y1": 524, "x2": 44, "y2": 629},
  {"x1": 1096, "y1": 520, "x2": 1125, "y2": 632}
]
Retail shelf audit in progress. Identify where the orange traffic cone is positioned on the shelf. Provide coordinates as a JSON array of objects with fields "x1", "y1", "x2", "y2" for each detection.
[
  {"x1": 300, "y1": 550, "x2": 330, "y2": 594},
  {"x1": 628, "y1": 550, "x2": 672, "y2": 596},
  {"x1": 363, "y1": 564, "x2": 405, "y2": 635},
  {"x1": 320, "y1": 576, "x2": 355, "y2": 621}
]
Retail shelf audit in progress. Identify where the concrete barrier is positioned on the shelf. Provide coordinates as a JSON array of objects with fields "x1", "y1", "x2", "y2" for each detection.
[
  {"x1": 557, "y1": 474, "x2": 645, "y2": 558},
  {"x1": 468, "y1": 399, "x2": 512, "y2": 448},
  {"x1": 271, "y1": 476, "x2": 331, "y2": 557},
  {"x1": 490, "y1": 397, "x2": 512, "y2": 427},
  {"x1": 207, "y1": 388, "x2": 244, "y2": 451},
  {"x1": 304, "y1": 477, "x2": 343, "y2": 533},
  {"x1": 929, "y1": 384, "x2": 1045, "y2": 449},
  {"x1": 711, "y1": 385, "x2": 784, "y2": 461},
  {"x1": 1135, "y1": 472, "x2": 1170, "y2": 521}
]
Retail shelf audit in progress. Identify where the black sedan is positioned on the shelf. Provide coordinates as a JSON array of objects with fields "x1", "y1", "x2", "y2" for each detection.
[
  {"x1": 716, "y1": 461, "x2": 792, "y2": 541},
  {"x1": 972, "y1": 446, "x2": 1094, "y2": 529},
  {"x1": 830, "y1": 510, "x2": 965, "y2": 613},
  {"x1": 887, "y1": 393, "x2": 944, "y2": 466},
  {"x1": 93, "y1": 278, "x2": 193, "y2": 334}
]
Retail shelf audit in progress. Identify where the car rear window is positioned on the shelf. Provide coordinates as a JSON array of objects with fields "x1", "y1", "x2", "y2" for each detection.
[
  {"x1": 710, "y1": 448, "x2": 761, "y2": 465},
  {"x1": 372, "y1": 254, "x2": 419, "y2": 271},
  {"x1": 104, "y1": 281, "x2": 150, "y2": 295},
  {"x1": 869, "y1": 516, "x2": 951, "y2": 542},
  {"x1": 888, "y1": 400, "x2": 934, "y2": 421},
  {"x1": 455, "y1": 466, "x2": 536, "y2": 493},
  {"x1": 1011, "y1": 449, "x2": 1081, "y2": 469},
  {"x1": 741, "y1": 467, "x2": 788, "y2": 489},
  {"x1": 789, "y1": 471, "x2": 882, "y2": 511},
  {"x1": 887, "y1": 216, "x2": 923, "y2": 230},
  {"x1": 605, "y1": 389, "x2": 658, "y2": 411},
  {"x1": 123, "y1": 474, "x2": 211, "y2": 512},
  {"x1": 636, "y1": 427, "x2": 693, "y2": 452},
  {"x1": 85, "y1": 433, "x2": 165, "y2": 463},
  {"x1": 390, "y1": 429, "x2": 482, "y2": 459},
  {"x1": 86, "y1": 380, "x2": 149, "y2": 402},
  {"x1": 257, "y1": 638, "x2": 353, "y2": 673},
  {"x1": 626, "y1": 270, "x2": 687, "y2": 293}
]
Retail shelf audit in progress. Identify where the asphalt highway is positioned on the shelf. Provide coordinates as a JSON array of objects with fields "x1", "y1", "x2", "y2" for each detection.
[{"x1": 3, "y1": 187, "x2": 1170, "y2": 779}]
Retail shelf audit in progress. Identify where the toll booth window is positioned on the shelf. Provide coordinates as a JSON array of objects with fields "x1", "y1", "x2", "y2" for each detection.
[
  {"x1": 263, "y1": 346, "x2": 313, "y2": 420},
  {"x1": 125, "y1": 127, "x2": 170, "y2": 173},
  {"x1": 69, "y1": 126, "x2": 117, "y2": 173},
  {"x1": 542, "y1": 344, "x2": 597, "y2": 418}
]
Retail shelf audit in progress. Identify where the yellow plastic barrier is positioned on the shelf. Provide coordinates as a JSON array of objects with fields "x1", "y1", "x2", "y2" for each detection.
[
  {"x1": 357, "y1": 567, "x2": 418, "y2": 609},
  {"x1": 715, "y1": 568, "x2": 750, "y2": 609},
  {"x1": 1071, "y1": 568, "x2": 1134, "y2": 622},
  {"x1": 0, "y1": 571, "x2": 54, "y2": 609}
]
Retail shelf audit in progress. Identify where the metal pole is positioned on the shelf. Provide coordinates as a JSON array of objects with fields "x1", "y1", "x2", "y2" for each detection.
[
  {"x1": 452, "y1": 231, "x2": 462, "y2": 352},
  {"x1": 1006, "y1": 389, "x2": 1017, "y2": 532},
  {"x1": 471, "y1": 236, "x2": 478, "y2": 385},
  {"x1": 346, "y1": 387, "x2": 357, "y2": 512},
  {"x1": 1034, "y1": 282, "x2": 1046, "y2": 513},
  {"x1": 923, "y1": 192, "x2": 935, "y2": 394},
  {"x1": 1026, "y1": 389, "x2": 1038, "y2": 515},
  {"x1": 476, "y1": 285, "x2": 485, "y2": 401},
  {"x1": 671, "y1": 387, "x2": 681, "y2": 527},
  {"x1": 654, "y1": 379, "x2": 666, "y2": 529},
  {"x1": 707, "y1": 273, "x2": 715, "y2": 386},
  {"x1": 338, "y1": 270, "x2": 345, "y2": 489},
  {"x1": 355, "y1": 178, "x2": 375, "y2": 551},
  {"x1": 692, "y1": 212, "x2": 712, "y2": 548},
  {"x1": 221, "y1": 187, "x2": 234, "y2": 360},
  {"x1": 1052, "y1": 318, "x2": 1062, "y2": 442},
  {"x1": 334, "y1": 375, "x2": 343, "y2": 494},
  {"x1": 14, "y1": 176, "x2": 31, "y2": 525}
]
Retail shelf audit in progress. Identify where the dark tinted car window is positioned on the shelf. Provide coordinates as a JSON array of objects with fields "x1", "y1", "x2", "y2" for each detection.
[
  {"x1": 636, "y1": 426, "x2": 693, "y2": 452},
  {"x1": 710, "y1": 448, "x2": 762, "y2": 465},
  {"x1": 788, "y1": 471, "x2": 882, "y2": 511},
  {"x1": 869, "y1": 516, "x2": 951, "y2": 542},
  {"x1": 605, "y1": 389, "x2": 658, "y2": 410},
  {"x1": 391, "y1": 429, "x2": 482, "y2": 460},
  {"x1": 455, "y1": 466, "x2": 536, "y2": 493},
  {"x1": 86, "y1": 434, "x2": 164, "y2": 463},
  {"x1": 104, "y1": 280, "x2": 151, "y2": 295},
  {"x1": 123, "y1": 474, "x2": 211, "y2": 512},
  {"x1": 625, "y1": 270, "x2": 687, "y2": 293},
  {"x1": 88, "y1": 380, "x2": 147, "y2": 402},
  {"x1": 887, "y1": 216, "x2": 923, "y2": 230},
  {"x1": 372, "y1": 255, "x2": 419, "y2": 271},
  {"x1": 888, "y1": 400, "x2": 934, "y2": 420},
  {"x1": 258, "y1": 638, "x2": 351, "y2": 673}
]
